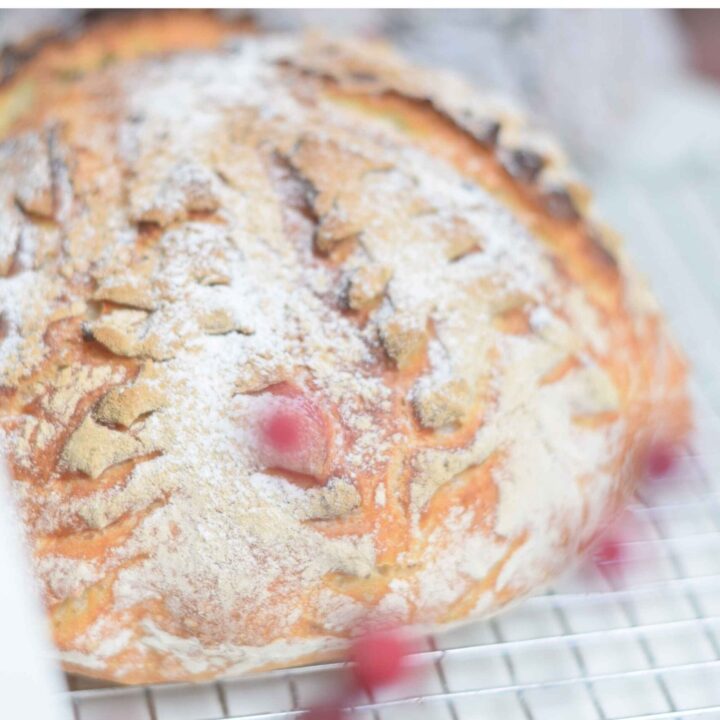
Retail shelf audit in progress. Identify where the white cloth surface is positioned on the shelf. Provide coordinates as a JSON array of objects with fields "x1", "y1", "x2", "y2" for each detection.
[{"x1": 0, "y1": 459, "x2": 71, "y2": 720}]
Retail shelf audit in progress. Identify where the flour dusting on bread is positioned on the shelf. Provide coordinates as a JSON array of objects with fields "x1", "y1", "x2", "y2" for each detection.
[{"x1": 0, "y1": 14, "x2": 689, "y2": 683}]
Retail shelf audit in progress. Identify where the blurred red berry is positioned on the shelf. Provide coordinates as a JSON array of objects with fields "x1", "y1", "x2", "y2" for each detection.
[
  {"x1": 350, "y1": 628, "x2": 411, "y2": 691},
  {"x1": 594, "y1": 535, "x2": 625, "y2": 565},
  {"x1": 646, "y1": 441, "x2": 678, "y2": 478},
  {"x1": 255, "y1": 384, "x2": 332, "y2": 482},
  {"x1": 262, "y1": 409, "x2": 302, "y2": 452}
]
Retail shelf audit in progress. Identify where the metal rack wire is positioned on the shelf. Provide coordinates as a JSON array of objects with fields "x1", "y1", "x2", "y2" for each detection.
[{"x1": 64, "y1": 130, "x2": 720, "y2": 718}]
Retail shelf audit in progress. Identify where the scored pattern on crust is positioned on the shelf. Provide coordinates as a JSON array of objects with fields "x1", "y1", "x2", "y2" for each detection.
[{"x1": 0, "y1": 16, "x2": 689, "y2": 684}]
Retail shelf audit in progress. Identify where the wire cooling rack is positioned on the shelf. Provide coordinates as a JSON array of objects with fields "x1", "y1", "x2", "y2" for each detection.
[{"x1": 65, "y1": 130, "x2": 720, "y2": 720}]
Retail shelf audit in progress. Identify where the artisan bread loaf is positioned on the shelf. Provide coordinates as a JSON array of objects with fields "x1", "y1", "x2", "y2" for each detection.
[{"x1": 0, "y1": 12, "x2": 689, "y2": 684}]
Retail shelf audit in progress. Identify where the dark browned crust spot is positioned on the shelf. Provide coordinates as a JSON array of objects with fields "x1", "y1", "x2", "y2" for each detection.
[
  {"x1": 456, "y1": 108, "x2": 501, "y2": 147},
  {"x1": 380, "y1": 89, "x2": 500, "y2": 149},
  {"x1": 500, "y1": 147, "x2": 546, "y2": 184},
  {"x1": 541, "y1": 187, "x2": 580, "y2": 222}
]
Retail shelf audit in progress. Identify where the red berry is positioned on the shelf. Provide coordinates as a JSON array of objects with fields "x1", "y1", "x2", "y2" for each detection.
[
  {"x1": 350, "y1": 628, "x2": 411, "y2": 691},
  {"x1": 262, "y1": 409, "x2": 302, "y2": 452},
  {"x1": 255, "y1": 387, "x2": 333, "y2": 482},
  {"x1": 591, "y1": 534, "x2": 628, "y2": 583},
  {"x1": 646, "y1": 441, "x2": 678, "y2": 478},
  {"x1": 594, "y1": 536, "x2": 624, "y2": 565}
]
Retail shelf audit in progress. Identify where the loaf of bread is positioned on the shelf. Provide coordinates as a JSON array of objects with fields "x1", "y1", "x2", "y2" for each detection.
[{"x1": 0, "y1": 12, "x2": 689, "y2": 684}]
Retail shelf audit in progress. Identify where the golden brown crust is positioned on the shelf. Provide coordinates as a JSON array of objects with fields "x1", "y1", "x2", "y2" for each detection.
[{"x1": 0, "y1": 12, "x2": 689, "y2": 684}]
